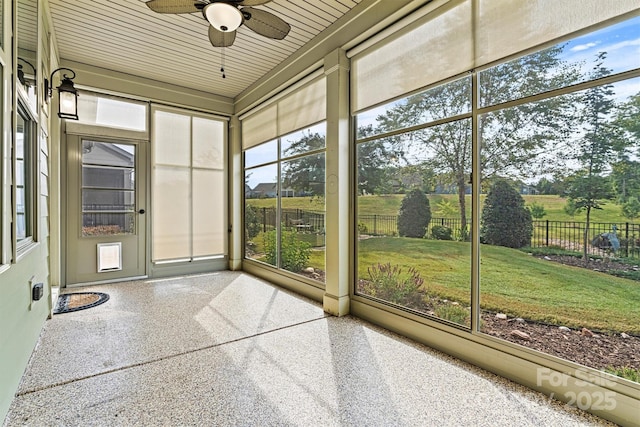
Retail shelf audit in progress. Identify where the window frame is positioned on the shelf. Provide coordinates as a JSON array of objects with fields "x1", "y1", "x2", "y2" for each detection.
[
  {"x1": 243, "y1": 120, "x2": 327, "y2": 283},
  {"x1": 14, "y1": 96, "x2": 38, "y2": 255}
]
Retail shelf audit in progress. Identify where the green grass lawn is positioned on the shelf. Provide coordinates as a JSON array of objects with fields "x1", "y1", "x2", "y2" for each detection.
[
  {"x1": 350, "y1": 237, "x2": 640, "y2": 333},
  {"x1": 248, "y1": 194, "x2": 634, "y2": 224}
]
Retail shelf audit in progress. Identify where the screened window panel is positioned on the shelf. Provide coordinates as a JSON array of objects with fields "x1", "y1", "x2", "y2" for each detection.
[
  {"x1": 476, "y1": 0, "x2": 640, "y2": 68},
  {"x1": 351, "y1": 0, "x2": 473, "y2": 112},
  {"x1": 77, "y1": 92, "x2": 148, "y2": 132},
  {"x1": 245, "y1": 140, "x2": 278, "y2": 169},
  {"x1": 278, "y1": 78, "x2": 326, "y2": 136},
  {"x1": 193, "y1": 169, "x2": 225, "y2": 256},
  {"x1": 242, "y1": 104, "x2": 278, "y2": 149},
  {"x1": 152, "y1": 166, "x2": 191, "y2": 261},
  {"x1": 154, "y1": 111, "x2": 191, "y2": 167},
  {"x1": 193, "y1": 117, "x2": 224, "y2": 169}
]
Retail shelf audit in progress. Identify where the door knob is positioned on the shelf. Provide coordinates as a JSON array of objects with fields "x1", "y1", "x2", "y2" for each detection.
[{"x1": 138, "y1": 209, "x2": 146, "y2": 214}]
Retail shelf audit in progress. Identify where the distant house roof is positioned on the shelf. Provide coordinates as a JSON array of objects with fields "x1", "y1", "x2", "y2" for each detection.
[
  {"x1": 83, "y1": 142, "x2": 134, "y2": 167},
  {"x1": 252, "y1": 183, "x2": 278, "y2": 193}
]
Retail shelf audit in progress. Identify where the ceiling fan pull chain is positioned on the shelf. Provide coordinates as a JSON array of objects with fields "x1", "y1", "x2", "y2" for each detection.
[{"x1": 220, "y1": 47, "x2": 226, "y2": 79}]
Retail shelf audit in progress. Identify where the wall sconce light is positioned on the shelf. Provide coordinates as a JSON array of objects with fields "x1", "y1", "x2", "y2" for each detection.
[
  {"x1": 44, "y1": 67, "x2": 79, "y2": 120},
  {"x1": 17, "y1": 58, "x2": 36, "y2": 87}
]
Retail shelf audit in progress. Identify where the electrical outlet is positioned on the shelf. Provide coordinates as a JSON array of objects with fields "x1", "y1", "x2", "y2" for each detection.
[{"x1": 32, "y1": 283, "x2": 44, "y2": 301}]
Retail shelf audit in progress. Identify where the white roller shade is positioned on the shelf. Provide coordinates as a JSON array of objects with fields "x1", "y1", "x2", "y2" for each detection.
[
  {"x1": 351, "y1": 0, "x2": 640, "y2": 113},
  {"x1": 352, "y1": 0, "x2": 473, "y2": 113},
  {"x1": 476, "y1": 0, "x2": 640, "y2": 67},
  {"x1": 242, "y1": 104, "x2": 277, "y2": 149},
  {"x1": 242, "y1": 76, "x2": 326, "y2": 148},
  {"x1": 278, "y1": 78, "x2": 326, "y2": 136}
]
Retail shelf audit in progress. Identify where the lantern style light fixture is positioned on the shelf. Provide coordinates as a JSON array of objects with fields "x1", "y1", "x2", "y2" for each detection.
[
  {"x1": 203, "y1": 2, "x2": 243, "y2": 32},
  {"x1": 44, "y1": 67, "x2": 79, "y2": 120},
  {"x1": 17, "y1": 58, "x2": 36, "y2": 87}
]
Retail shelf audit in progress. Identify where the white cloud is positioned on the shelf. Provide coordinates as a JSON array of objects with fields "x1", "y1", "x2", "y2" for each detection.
[
  {"x1": 570, "y1": 42, "x2": 598, "y2": 52},
  {"x1": 606, "y1": 37, "x2": 640, "y2": 52}
]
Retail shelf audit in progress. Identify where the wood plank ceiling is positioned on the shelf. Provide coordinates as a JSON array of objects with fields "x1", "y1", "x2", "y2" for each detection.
[{"x1": 47, "y1": 0, "x2": 363, "y2": 100}]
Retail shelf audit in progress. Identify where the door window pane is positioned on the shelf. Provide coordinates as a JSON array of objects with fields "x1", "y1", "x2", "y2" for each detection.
[
  {"x1": 83, "y1": 213, "x2": 135, "y2": 235},
  {"x1": 81, "y1": 141, "x2": 136, "y2": 236}
]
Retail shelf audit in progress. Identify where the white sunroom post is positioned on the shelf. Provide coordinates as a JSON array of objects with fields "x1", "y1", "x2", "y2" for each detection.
[
  {"x1": 323, "y1": 49, "x2": 351, "y2": 316},
  {"x1": 228, "y1": 115, "x2": 243, "y2": 270}
]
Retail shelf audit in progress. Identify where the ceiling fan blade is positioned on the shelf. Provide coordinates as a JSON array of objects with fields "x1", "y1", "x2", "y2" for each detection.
[
  {"x1": 145, "y1": 0, "x2": 201, "y2": 14},
  {"x1": 208, "y1": 26, "x2": 236, "y2": 47},
  {"x1": 241, "y1": 7, "x2": 291, "y2": 40},
  {"x1": 238, "y1": 0, "x2": 273, "y2": 5}
]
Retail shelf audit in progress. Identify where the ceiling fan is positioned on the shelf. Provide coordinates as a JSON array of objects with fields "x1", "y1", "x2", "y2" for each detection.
[{"x1": 145, "y1": 0, "x2": 291, "y2": 48}]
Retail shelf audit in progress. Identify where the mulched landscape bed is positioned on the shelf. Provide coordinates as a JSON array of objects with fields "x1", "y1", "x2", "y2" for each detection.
[
  {"x1": 481, "y1": 313, "x2": 639, "y2": 370},
  {"x1": 302, "y1": 255, "x2": 640, "y2": 371}
]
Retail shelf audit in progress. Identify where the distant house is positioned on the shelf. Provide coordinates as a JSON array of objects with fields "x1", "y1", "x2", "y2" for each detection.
[
  {"x1": 245, "y1": 184, "x2": 259, "y2": 198},
  {"x1": 251, "y1": 183, "x2": 296, "y2": 198},
  {"x1": 82, "y1": 143, "x2": 135, "y2": 231}
]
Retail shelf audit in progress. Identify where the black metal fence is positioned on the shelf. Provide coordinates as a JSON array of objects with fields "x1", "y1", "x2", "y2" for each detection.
[
  {"x1": 249, "y1": 207, "x2": 640, "y2": 259},
  {"x1": 532, "y1": 220, "x2": 640, "y2": 258},
  {"x1": 256, "y1": 207, "x2": 326, "y2": 234},
  {"x1": 358, "y1": 215, "x2": 470, "y2": 240}
]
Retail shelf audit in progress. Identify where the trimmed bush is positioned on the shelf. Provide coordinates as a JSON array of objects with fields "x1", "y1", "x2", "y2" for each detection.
[
  {"x1": 245, "y1": 204, "x2": 262, "y2": 240},
  {"x1": 397, "y1": 189, "x2": 431, "y2": 238},
  {"x1": 431, "y1": 225, "x2": 453, "y2": 240},
  {"x1": 360, "y1": 263, "x2": 425, "y2": 308},
  {"x1": 480, "y1": 180, "x2": 533, "y2": 248},
  {"x1": 263, "y1": 230, "x2": 311, "y2": 272},
  {"x1": 527, "y1": 202, "x2": 547, "y2": 219}
]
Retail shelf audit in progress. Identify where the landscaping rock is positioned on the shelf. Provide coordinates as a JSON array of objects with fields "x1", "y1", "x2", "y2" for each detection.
[
  {"x1": 303, "y1": 267, "x2": 315, "y2": 274},
  {"x1": 621, "y1": 332, "x2": 631, "y2": 339},
  {"x1": 495, "y1": 313, "x2": 508, "y2": 320},
  {"x1": 581, "y1": 327, "x2": 594, "y2": 337},
  {"x1": 559, "y1": 326, "x2": 571, "y2": 332},
  {"x1": 510, "y1": 330, "x2": 531, "y2": 340}
]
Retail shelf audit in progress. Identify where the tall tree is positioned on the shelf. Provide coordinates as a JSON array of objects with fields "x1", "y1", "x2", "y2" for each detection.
[
  {"x1": 615, "y1": 91, "x2": 640, "y2": 147},
  {"x1": 611, "y1": 91, "x2": 640, "y2": 203},
  {"x1": 373, "y1": 45, "x2": 580, "y2": 232},
  {"x1": 282, "y1": 131, "x2": 326, "y2": 197},
  {"x1": 563, "y1": 52, "x2": 619, "y2": 261},
  {"x1": 355, "y1": 124, "x2": 397, "y2": 195},
  {"x1": 610, "y1": 159, "x2": 640, "y2": 203}
]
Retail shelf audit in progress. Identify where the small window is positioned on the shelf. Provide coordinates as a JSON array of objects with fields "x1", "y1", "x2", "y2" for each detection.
[{"x1": 15, "y1": 102, "x2": 36, "y2": 250}]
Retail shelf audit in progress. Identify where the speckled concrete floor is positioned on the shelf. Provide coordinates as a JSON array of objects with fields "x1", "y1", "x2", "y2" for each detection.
[{"x1": 4, "y1": 271, "x2": 615, "y2": 426}]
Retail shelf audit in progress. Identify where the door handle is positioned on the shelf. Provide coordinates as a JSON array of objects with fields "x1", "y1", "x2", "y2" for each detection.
[{"x1": 138, "y1": 209, "x2": 146, "y2": 214}]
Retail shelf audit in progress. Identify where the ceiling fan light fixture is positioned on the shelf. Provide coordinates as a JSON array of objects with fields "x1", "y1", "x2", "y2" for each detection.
[{"x1": 204, "y1": 2, "x2": 242, "y2": 32}]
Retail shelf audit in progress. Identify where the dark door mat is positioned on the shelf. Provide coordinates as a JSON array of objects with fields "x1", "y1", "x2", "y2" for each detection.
[{"x1": 53, "y1": 292, "x2": 109, "y2": 314}]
